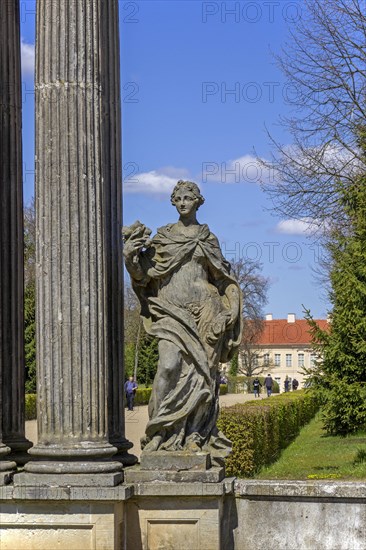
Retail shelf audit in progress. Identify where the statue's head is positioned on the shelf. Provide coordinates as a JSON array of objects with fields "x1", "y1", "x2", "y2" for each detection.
[{"x1": 170, "y1": 180, "x2": 205, "y2": 210}]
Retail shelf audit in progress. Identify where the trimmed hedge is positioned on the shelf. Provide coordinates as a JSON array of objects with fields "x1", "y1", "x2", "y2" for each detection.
[
  {"x1": 134, "y1": 387, "x2": 152, "y2": 405},
  {"x1": 219, "y1": 384, "x2": 228, "y2": 395},
  {"x1": 25, "y1": 394, "x2": 37, "y2": 420},
  {"x1": 26, "y1": 389, "x2": 153, "y2": 418},
  {"x1": 227, "y1": 375, "x2": 280, "y2": 394},
  {"x1": 217, "y1": 390, "x2": 320, "y2": 477}
]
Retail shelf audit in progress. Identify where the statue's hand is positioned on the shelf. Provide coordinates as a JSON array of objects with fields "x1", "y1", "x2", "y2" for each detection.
[{"x1": 122, "y1": 221, "x2": 152, "y2": 262}]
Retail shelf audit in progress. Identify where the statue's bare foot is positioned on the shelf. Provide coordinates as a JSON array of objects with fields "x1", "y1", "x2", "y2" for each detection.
[{"x1": 143, "y1": 435, "x2": 162, "y2": 453}]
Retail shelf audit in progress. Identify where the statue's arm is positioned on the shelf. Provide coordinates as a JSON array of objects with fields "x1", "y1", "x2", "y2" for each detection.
[{"x1": 224, "y1": 282, "x2": 241, "y2": 326}]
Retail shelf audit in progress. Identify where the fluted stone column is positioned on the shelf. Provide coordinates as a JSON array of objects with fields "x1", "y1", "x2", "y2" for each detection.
[
  {"x1": 0, "y1": 1, "x2": 31, "y2": 475},
  {"x1": 19, "y1": 0, "x2": 133, "y2": 485}
]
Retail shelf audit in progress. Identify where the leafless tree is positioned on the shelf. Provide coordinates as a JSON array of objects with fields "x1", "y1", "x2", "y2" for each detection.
[
  {"x1": 231, "y1": 258, "x2": 270, "y2": 376},
  {"x1": 231, "y1": 258, "x2": 270, "y2": 324},
  {"x1": 262, "y1": 0, "x2": 366, "y2": 235}
]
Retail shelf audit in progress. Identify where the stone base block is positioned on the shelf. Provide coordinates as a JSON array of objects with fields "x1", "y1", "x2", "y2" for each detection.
[
  {"x1": 126, "y1": 481, "x2": 230, "y2": 550},
  {"x1": 0, "y1": 500, "x2": 124, "y2": 550},
  {"x1": 14, "y1": 471, "x2": 123, "y2": 487},
  {"x1": 125, "y1": 465, "x2": 225, "y2": 484},
  {"x1": 140, "y1": 451, "x2": 211, "y2": 471}
]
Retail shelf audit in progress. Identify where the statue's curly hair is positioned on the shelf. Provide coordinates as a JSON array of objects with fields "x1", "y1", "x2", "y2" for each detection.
[{"x1": 170, "y1": 180, "x2": 205, "y2": 209}]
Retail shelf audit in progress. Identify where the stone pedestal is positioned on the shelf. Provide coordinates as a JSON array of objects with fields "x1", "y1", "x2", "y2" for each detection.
[
  {"x1": 126, "y1": 479, "x2": 234, "y2": 550},
  {"x1": 0, "y1": 485, "x2": 132, "y2": 550},
  {"x1": 140, "y1": 451, "x2": 211, "y2": 471},
  {"x1": 20, "y1": 0, "x2": 133, "y2": 484},
  {"x1": 127, "y1": 451, "x2": 225, "y2": 483},
  {"x1": 0, "y1": 0, "x2": 31, "y2": 472}
]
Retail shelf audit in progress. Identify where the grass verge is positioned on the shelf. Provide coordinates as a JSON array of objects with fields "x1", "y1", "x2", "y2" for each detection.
[{"x1": 256, "y1": 412, "x2": 366, "y2": 480}]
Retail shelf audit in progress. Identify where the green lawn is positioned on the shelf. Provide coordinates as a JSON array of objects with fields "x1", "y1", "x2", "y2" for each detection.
[{"x1": 256, "y1": 412, "x2": 366, "y2": 480}]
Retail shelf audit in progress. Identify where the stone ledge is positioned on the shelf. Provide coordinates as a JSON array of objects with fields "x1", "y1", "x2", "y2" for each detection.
[
  {"x1": 14, "y1": 471, "x2": 124, "y2": 488},
  {"x1": 125, "y1": 465, "x2": 224, "y2": 484},
  {"x1": 235, "y1": 479, "x2": 366, "y2": 499},
  {"x1": 133, "y1": 479, "x2": 231, "y2": 497},
  {"x1": 0, "y1": 484, "x2": 134, "y2": 501},
  {"x1": 0, "y1": 477, "x2": 236, "y2": 501},
  {"x1": 140, "y1": 451, "x2": 211, "y2": 471}
]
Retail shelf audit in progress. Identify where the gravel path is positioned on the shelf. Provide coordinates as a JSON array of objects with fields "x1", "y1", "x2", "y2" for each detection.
[{"x1": 25, "y1": 392, "x2": 258, "y2": 460}]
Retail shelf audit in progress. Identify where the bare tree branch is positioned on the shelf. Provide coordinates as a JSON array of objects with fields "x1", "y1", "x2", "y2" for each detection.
[{"x1": 261, "y1": 0, "x2": 366, "y2": 234}]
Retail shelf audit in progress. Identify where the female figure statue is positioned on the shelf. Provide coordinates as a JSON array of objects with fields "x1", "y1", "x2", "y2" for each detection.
[{"x1": 123, "y1": 181, "x2": 242, "y2": 462}]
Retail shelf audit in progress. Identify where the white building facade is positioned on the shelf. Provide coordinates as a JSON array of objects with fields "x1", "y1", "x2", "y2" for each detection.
[{"x1": 245, "y1": 314, "x2": 329, "y2": 392}]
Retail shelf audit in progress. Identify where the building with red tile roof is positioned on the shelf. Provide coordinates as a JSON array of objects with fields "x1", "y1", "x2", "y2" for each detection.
[{"x1": 241, "y1": 313, "x2": 329, "y2": 392}]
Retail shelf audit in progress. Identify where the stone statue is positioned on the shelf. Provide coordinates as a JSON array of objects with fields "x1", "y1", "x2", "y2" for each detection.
[{"x1": 123, "y1": 180, "x2": 242, "y2": 463}]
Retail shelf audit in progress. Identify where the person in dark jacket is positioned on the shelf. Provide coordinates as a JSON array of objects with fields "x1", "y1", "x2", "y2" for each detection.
[
  {"x1": 264, "y1": 374, "x2": 273, "y2": 397},
  {"x1": 253, "y1": 377, "x2": 262, "y2": 398},
  {"x1": 124, "y1": 376, "x2": 138, "y2": 411}
]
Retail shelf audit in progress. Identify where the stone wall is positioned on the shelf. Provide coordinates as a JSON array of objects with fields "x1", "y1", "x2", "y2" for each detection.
[
  {"x1": 233, "y1": 480, "x2": 366, "y2": 550},
  {"x1": 0, "y1": 479, "x2": 365, "y2": 549}
]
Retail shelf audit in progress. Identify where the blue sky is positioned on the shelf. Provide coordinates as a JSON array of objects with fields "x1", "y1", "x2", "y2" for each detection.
[{"x1": 20, "y1": 0, "x2": 329, "y2": 319}]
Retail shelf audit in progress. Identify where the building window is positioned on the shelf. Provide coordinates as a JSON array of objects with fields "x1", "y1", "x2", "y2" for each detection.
[
  {"x1": 263, "y1": 353, "x2": 270, "y2": 365},
  {"x1": 286, "y1": 354, "x2": 292, "y2": 367},
  {"x1": 274, "y1": 354, "x2": 281, "y2": 366},
  {"x1": 253, "y1": 354, "x2": 259, "y2": 367},
  {"x1": 310, "y1": 353, "x2": 316, "y2": 366},
  {"x1": 298, "y1": 353, "x2": 304, "y2": 367}
]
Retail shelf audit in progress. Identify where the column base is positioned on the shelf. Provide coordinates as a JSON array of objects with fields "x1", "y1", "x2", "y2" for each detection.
[
  {"x1": 110, "y1": 436, "x2": 138, "y2": 466},
  {"x1": 14, "y1": 470, "x2": 123, "y2": 487},
  {"x1": 114, "y1": 450, "x2": 138, "y2": 466},
  {"x1": 27, "y1": 440, "x2": 120, "y2": 461},
  {"x1": 3, "y1": 435, "x2": 33, "y2": 465},
  {"x1": 24, "y1": 459, "x2": 123, "y2": 474}
]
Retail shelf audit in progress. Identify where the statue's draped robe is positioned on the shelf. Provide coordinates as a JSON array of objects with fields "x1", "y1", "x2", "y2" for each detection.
[{"x1": 131, "y1": 224, "x2": 242, "y2": 459}]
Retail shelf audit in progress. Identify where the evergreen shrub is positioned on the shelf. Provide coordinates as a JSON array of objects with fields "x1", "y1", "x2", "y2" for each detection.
[
  {"x1": 217, "y1": 391, "x2": 319, "y2": 477},
  {"x1": 219, "y1": 384, "x2": 228, "y2": 395},
  {"x1": 25, "y1": 394, "x2": 37, "y2": 420},
  {"x1": 134, "y1": 387, "x2": 152, "y2": 405}
]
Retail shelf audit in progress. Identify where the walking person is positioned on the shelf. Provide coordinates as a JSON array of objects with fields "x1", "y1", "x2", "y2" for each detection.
[
  {"x1": 264, "y1": 373, "x2": 273, "y2": 397},
  {"x1": 284, "y1": 376, "x2": 290, "y2": 392},
  {"x1": 292, "y1": 378, "x2": 299, "y2": 391},
  {"x1": 253, "y1": 377, "x2": 262, "y2": 398},
  {"x1": 124, "y1": 376, "x2": 138, "y2": 411}
]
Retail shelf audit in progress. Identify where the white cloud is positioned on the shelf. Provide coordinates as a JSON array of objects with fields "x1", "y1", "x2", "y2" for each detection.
[
  {"x1": 21, "y1": 40, "x2": 35, "y2": 77},
  {"x1": 202, "y1": 154, "x2": 275, "y2": 185},
  {"x1": 275, "y1": 219, "x2": 315, "y2": 236},
  {"x1": 124, "y1": 168, "x2": 187, "y2": 195}
]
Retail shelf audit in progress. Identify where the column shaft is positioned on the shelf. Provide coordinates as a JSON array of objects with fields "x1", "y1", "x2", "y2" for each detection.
[
  {"x1": 101, "y1": 0, "x2": 135, "y2": 465},
  {"x1": 24, "y1": 0, "x2": 130, "y2": 477},
  {"x1": 0, "y1": 0, "x2": 30, "y2": 471}
]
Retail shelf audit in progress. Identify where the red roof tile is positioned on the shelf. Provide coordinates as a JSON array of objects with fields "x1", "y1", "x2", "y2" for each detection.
[{"x1": 252, "y1": 319, "x2": 329, "y2": 346}]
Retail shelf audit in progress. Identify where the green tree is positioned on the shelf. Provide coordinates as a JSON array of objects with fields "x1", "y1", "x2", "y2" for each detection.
[
  {"x1": 124, "y1": 342, "x2": 136, "y2": 379},
  {"x1": 305, "y1": 133, "x2": 366, "y2": 434},
  {"x1": 229, "y1": 350, "x2": 238, "y2": 376},
  {"x1": 24, "y1": 282, "x2": 36, "y2": 393},
  {"x1": 137, "y1": 334, "x2": 159, "y2": 387},
  {"x1": 24, "y1": 200, "x2": 36, "y2": 392}
]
